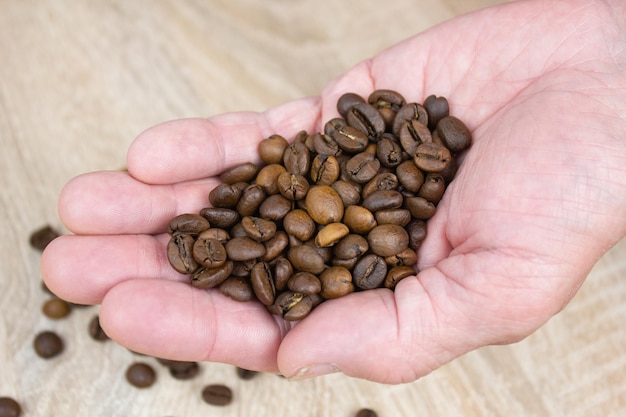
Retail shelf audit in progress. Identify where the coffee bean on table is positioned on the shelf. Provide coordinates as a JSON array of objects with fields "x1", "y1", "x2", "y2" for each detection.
[
  {"x1": 201, "y1": 384, "x2": 233, "y2": 406},
  {"x1": 0, "y1": 397, "x2": 21, "y2": 417},
  {"x1": 236, "y1": 367, "x2": 259, "y2": 380},
  {"x1": 126, "y1": 363, "x2": 156, "y2": 388},
  {"x1": 355, "y1": 408, "x2": 378, "y2": 417},
  {"x1": 41, "y1": 298, "x2": 71, "y2": 319},
  {"x1": 33, "y1": 330, "x2": 64, "y2": 359},
  {"x1": 88, "y1": 315, "x2": 109, "y2": 341},
  {"x1": 29, "y1": 225, "x2": 60, "y2": 251},
  {"x1": 157, "y1": 359, "x2": 200, "y2": 380}
]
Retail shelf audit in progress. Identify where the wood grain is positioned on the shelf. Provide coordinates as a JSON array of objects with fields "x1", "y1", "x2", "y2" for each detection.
[{"x1": 1, "y1": 1, "x2": 624, "y2": 416}]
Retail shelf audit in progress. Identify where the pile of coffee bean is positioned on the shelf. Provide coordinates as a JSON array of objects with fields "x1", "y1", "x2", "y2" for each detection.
[{"x1": 166, "y1": 90, "x2": 471, "y2": 320}]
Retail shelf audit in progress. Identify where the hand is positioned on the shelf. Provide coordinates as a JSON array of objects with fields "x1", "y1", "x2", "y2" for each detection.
[{"x1": 42, "y1": 0, "x2": 626, "y2": 383}]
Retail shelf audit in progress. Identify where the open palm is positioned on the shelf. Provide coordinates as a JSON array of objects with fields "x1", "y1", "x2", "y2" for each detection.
[{"x1": 42, "y1": 0, "x2": 626, "y2": 383}]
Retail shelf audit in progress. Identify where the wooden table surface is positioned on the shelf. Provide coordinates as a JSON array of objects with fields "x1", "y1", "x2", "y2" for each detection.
[{"x1": 1, "y1": 1, "x2": 625, "y2": 416}]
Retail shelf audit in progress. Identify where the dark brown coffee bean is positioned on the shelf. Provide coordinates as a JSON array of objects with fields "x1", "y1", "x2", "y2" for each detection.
[
  {"x1": 333, "y1": 234, "x2": 369, "y2": 259},
  {"x1": 88, "y1": 315, "x2": 109, "y2": 341},
  {"x1": 418, "y1": 173, "x2": 446, "y2": 204},
  {"x1": 336, "y1": 92, "x2": 366, "y2": 117},
  {"x1": 272, "y1": 256, "x2": 293, "y2": 291},
  {"x1": 367, "y1": 224, "x2": 410, "y2": 257},
  {"x1": 29, "y1": 225, "x2": 60, "y2": 251},
  {"x1": 368, "y1": 89, "x2": 405, "y2": 127},
  {"x1": 407, "y1": 220, "x2": 427, "y2": 250},
  {"x1": 330, "y1": 124, "x2": 369, "y2": 154},
  {"x1": 258, "y1": 134, "x2": 289, "y2": 165},
  {"x1": 361, "y1": 172, "x2": 399, "y2": 199},
  {"x1": 202, "y1": 384, "x2": 233, "y2": 406},
  {"x1": 254, "y1": 164, "x2": 287, "y2": 195},
  {"x1": 126, "y1": 362, "x2": 156, "y2": 388},
  {"x1": 167, "y1": 214, "x2": 211, "y2": 235},
  {"x1": 42, "y1": 298, "x2": 71, "y2": 319},
  {"x1": 190, "y1": 261, "x2": 234, "y2": 289},
  {"x1": 324, "y1": 117, "x2": 347, "y2": 135},
  {"x1": 376, "y1": 135, "x2": 404, "y2": 168},
  {"x1": 0, "y1": 397, "x2": 21, "y2": 417},
  {"x1": 436, "y1": 115, "x2": 471, "y2": 154},
  {"x1": 315, "y1": 222, "x2": 350, "y2": 247},
  {"x1": 250, "y1": 262, "x2": 276, "y2": 305},
  {"x1": 192, "y1": 237, "x2": 227, "y2": 268},
  {"x1": 262, "y1": 231, "x2": 288, "y2": 262},
  {"x1": 241, "y1": 216, "x2": 277, "y2": 242},
  {"x1": 385, "y1": 247, "x2": 418, "y2": 267},
  {"x1": 282, "y1": 209, "x2": 316, "y2": 241},
  {"x1": 361, "y1": 189, "x2": 403, "y2": 212},
  {"x1": 199, "y1": 207, "x2": 239, "y2": 229},
  {"x1": 355, "y1": 408, "x2": 378, "y2": 417},
  {"x1": 345, "y1": 152, "x2": 381, "y2": 184},
  {"x1": 236, "y1": 184, "x2": 266, "y2": 217},
  {"x1": 270, "y1": 291, "x2": 314, "y2": 321},
  {"x1": 331, "y1": 180, "x2": 361, "y2": 206},
  {"x1": 209, "y1": 183, "x2": 243, "y2": 209},
  {"x1": 395, "y1": 160, "x2": 425, "y2": 193},
  {"x1": 311, "y1": 132, "x2": 341, "y2": 156},
  {"x1": 288, "y1": 272, "x2": 321, "y2": 295},
  {"x1": 305, "y1": 185, "x2": 344, "y2": 225},
  {"x1": 352, "y1": 254, "x2": 387, "y2": 290},
  {"x1": 331, "y1": 256, "x2": 359, "y2": 269},
  {"x1": 319, "y1": 266, "x2": 354, "y2": 299},
  {"x1": 343, "y1": 205, "x2": 377, "y2": 234},
  {"x1": 236, "y1": 367, "x2": 259, "y2": 380},
  {"x1": 277, "y1": 172, "x2": 309, "y2": 201},
  {"x1": 399, "y1": 119, "x2": 432, "y2": 156},
  {"x1": 423, "y1": 95, "x2": 449, "y2": 130},
  {"x1": 259, "y1": 194, "x2": 293, "y2": 221},
  {"x1": 384, "y1": 265, "x2": 416, "y2": 289},
  {"x1": 310, "y1": 154, "x2": 340, "y2": 185},
  {"x1": 33, "y1": 330, "x2": 64, "y2": 359},
  {"x1": 283, "y1": 141, "x2": 310, "y2": 175},
  {"x1": 157, "y1": 359, "x2": 200, "y2": 380},
  {"x1": 393, "y1": 102, "x2": 429, "y2": 137},
  {"x1": 287, "y1": 245, "x2": 325, "y2": 275},
  {"x1": 374, "y1": 209, "x2": 411, "y2": 227},
  {"x1": 346, "y1": 102, "x2": 385, "y2": 140},
  {"x1": 167, "y1": 234, "x2": 199, "y2": 274},
  {"x1": 413, "y1": 142, "x2": 452, "y2": 173},
  {"x1": 219, "y1": 276, "x2": 254, "y2": 302},
  {"x1": 219, "y1": 162, "x2": 258, "y2": 184},
  {"x1": 404, "y1": 196, "x2": 437, "y2": 220},
  {"x1": 225, "y1": 236, "x2": 266, "y2": 261},
  {"x1": 305, "y1": 239, "x2": 333, "y2": 263}
]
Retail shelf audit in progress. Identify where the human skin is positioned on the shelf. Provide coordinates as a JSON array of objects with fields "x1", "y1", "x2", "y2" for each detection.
[{"x1": 42, "y1": 0, "x2": 626, "y2": 384}]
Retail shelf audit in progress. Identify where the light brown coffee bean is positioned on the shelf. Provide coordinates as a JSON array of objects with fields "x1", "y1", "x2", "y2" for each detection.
[
  {"x1": 333, "y1": 234, "x2": 369, "y2": 259},
  {"x1": 219, "y1": 162, "x2": 258, "y2": 184},
  {"x1": 310, "y1": 154, "x2": 340, "y2": 185},
  {"x1": 315, "y1": 222, "x2": 350, "y2": 247},
  {"x1": 319, "y1": 266, "x2": 354, "y2": 299},
  {"x1": 367, "y1": 224, "x2": 410, "y2": 257},
  {"x1": 167, "y1": 214, "x2": 211, "y2": 235},
  {"x1": 190, "y1": 261, "x2": 234, "y2": 289},
  {"x1": 259, "y1": 134, "x2": 289, "y2": 164},
  {"x1": 192, "y1": 237, "x2": 227, "y2": 268},
  {"x1": 305, "y1": 185, "x2": 344, "y2": 225},
  {"x1": 167, "y1": 234, "x2": 199, "y2": 274},
  {"x1": 42, "y1": 298, "x2": 71, "y2": 319},
  {"x1": 282, "y1": 209, "x2": 316, "y2": 241},
  {"x1": 262, "y1": 231, "x2": 289, "y2": 262},
  {"x1": 384, "y1": 265, "x2": 416, "y2": 289},
  {"x1": 241, "y1": 216, "x2": 277, "y2": 242},
  {"x1": 277, "y1": 172, "x2": 309, "y2": 201},
  {"x1": 385, "y1": 247, "x2": 418, "y2": 267},
  {"x1": 287, "y1": 272, "x2": 321, "y2": 295},
  {"x1": 225, "y1": 236, "x2": 266, "y2": 261},
  {"x1": 404, "y1": 196, "x2": 437, "y2": 220},
  {"x1": 343, "y1": 205, "x2": 377, "y2": 234},
  {"x1": 197, "y1": 228, "x2": 230, "y2": 244},
  {"x1": 287, "y1": 245, "x2": 325, "y2": 275},
  {"x1": 255, "y1": 164, "x2": 287, "y2": 195},
  {"x1": 250, "y1": 262, "x2": 276, "y2": 306}
]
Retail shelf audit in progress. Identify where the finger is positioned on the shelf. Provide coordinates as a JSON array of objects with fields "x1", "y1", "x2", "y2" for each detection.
[
  {"x1": 99, "y1": 278, "x2": 284, "y2": 372},
  {"x1": 59, "y1": 170, "x2": 218, "y2": 235},
  {"x1": 127, "y1": 97, "x2": 321, "y2": 185},
  {"x1": 41, "y1": 233, "x2": 178, "y2": 305}
]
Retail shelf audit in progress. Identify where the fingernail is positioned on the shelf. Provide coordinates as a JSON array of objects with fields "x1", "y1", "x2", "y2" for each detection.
[{"x1": 289, "y1": 363, "x2": 340, "y2": 381}]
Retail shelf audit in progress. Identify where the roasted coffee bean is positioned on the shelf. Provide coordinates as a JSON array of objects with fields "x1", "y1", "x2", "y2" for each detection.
[
  {"x1": 336, "y1": 92, "x2": 366, "y2": 117},
  {"x1": 241, "y1": 216, "x2": 277, "y2": 242},
  {"x1": 192, "y1": 237, "x2": 227, "y2": 268},
  {"x1": 374, "y1": 208, "x2": 412, "y2": 227},
  {"x1": 305, "y1": 239, "x2": 333, "y2": 263},
  {"x1": 399, "y1": 119, "x2": 432, "y2": 156},
  {"x1": 333, "y1": 234, "x2": 369, "y2": 259},
  {"x1": 287, "y1": 245, "x2": 325, "y2": 275},
  {"x1": 190, "y1": 261, "x2": 234, "y2": 289},
  {"x1": 259, "y1": 194, "x2": 293, "y2": 221},
  {"x1": 368, "y1": 89, "x2": 405, "y2": 127},
  {"x1": 270, "y1": 291, "x2": 314, "y2": 321},
  {"x1": 423, "y1": 94, "x2": 449, "y2": 129},
  {"x1": 384, "y1": 265, "x2": 416, "y2": 289},
  {"x1": 126, "y1": 363, "x2": 156, "y2": 388},
  {"x1": 346, "y1": 102, "x2": 385, "y2": 140},
  {"x1": 157, "y1": 359, "x2": 200, "y2": 380},
  {"x1": 88, "y1": 315, "x2": 109, "y2": 341},
  {"x1": 262, "y1": 231, "x2": 289, "y2": 262},
  {"x1": 436, "y1": 115, "x2": 472, "y2": 154},
  {"x1": 277, "y1": 172, "x2": 309, "y2": 201},
  {"x1": 332, "y1": 256, "x2": 359, "y2": 269},
  {"x1": 355, "y1": 408, "x2": 378, "y2": 417},
  {"x1": 352, "y1": 254, "x2": 387, "y2": 290},
  {"x1": 305, "y1": 185, "x2": 344, "y2": 225},
  {"x1": 258, "y1": 134, "x2": 289, "y2": 164},
  {"x1": 376, "y1": 135, "x2": 404, "y2": 168},
  {"x1": 385, "y1": 247, "x2": 418, "y2": 267},
  {"x1": 315, "y1": 222, "x2": 350, "y2": 247},
  {"x1": 230, "y1": 259, "x2": 256, "y2": 277},
  {"x1": 0, "y1": 397, "x2": 21, "y2": 417},
  {"x1": 393, "y1": 102, "x2": 429, "y2": 137},
  {"x1": 250, "y1": 262, "x2": 276, "y2": 305},
  {"x1": 167, "y1": 234, "x2": 199, "y2": 274},
  {"x1": 361, "y1": 172, "x2": 399, "y2": 198},
  {"x1": 229, "y1": 221, "x2": 249, "y2": 238},
  {"x1": 319, "y1": 266, "x2": 354, "y2": 299},
  {"x1": 33, "y1": 330, "x2": 64, "y2": 359},
  {"x1": 29, "y1": 225, "x2": 60, "y2": 251},
  {"x1": 413, "y1": 142, "x2": 452, "y2": 173},
  {"x1": 225, "y1": 237, "x2": 266, "y2": 261},
  {"x1": 418, "y1": 173, "x2": 446, "y2": 204},
  {"x1": 362, "y1": 189, "x2": 403, "y2": 212},
  {"x1": 255, "y1": 164, "x2": 287, "y2": 195},
  {"x1": 367, "y1": 224, "x2": 410, "y2": 257},
  {"x1": 396, "y1": 160, "x2": 425, "y2": 193},
  {"x1": 311, "y1": 132, "x2": 341, "y2": 156},
  {"x1": 310, "y1": 154, "x2": 340, "y2": 185},
  {"x1": 407, "y1": 220, "x2": 427, "y2": 250},
  {"x1": 209, "y1": 183, "x2": 243, "y2": 208},
  {"x1": 331, "y1": 180, "x2": 361, "y2": 206},
  {"x1": 167, "y1": 213, "x2": 211, "y2": 235},
  {"x1": 345, "y1": 151, "x2": 380, "y2": 184},
  {"x1": 343, "y1": 205, "x2": 377, "y2": 234},
  {"x1": 282, "y1": 209, "x2": 316, "y2": 241},
  {"x1": 219, "y1": 162, "x2": 258, "y2": 184},
  {"x1": 283, "y1": 141, "x2": 310, "y2": 175},
  {"x1": 202, "y1": 384, "x2": 233, "y2": 406},
  {"x1": 236, "y1": 367, "x2": 259, "y2": 380},
  {"x1": 272, "y1": 257, "x2": 293, "y2": 291},
  {"x1": 330, "y1": 124, "x2": 369, "y2": 153},
  {"x1": 41, "y1": 298, "x2": 71, "y2": 319},
  {"x1": 404, "y1": 196, "x2": 437, "y2": 220},
  {"x1": 236, "y1": 184, "x2": 266, "y2": 216},
  {"x1": 287, "y1": 272, "x2": 321, "y2": 295},
  {"x1": 219, "y1": 276, "x2": 254, "y2": 302},
  {"x1": 199, "y1": 207, "x2": 239, "y2": 229}
]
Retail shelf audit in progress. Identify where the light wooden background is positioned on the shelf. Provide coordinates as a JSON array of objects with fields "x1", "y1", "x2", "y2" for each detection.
[{"x1": 1, "y1": 1, "x2": 625, "y2": 416}]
